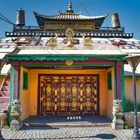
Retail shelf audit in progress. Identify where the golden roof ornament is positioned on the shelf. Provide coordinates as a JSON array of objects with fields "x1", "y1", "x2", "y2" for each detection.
[
  {"x1": 82, "y1": 34, "x2": 92, "y2": 46},
  {"x1": 47, "y1": 34, "x2": 58, "y2": 47},
  {"x1": 66, "y1": 28, "x2": 74, "y2": 47},
  {"x1": 67, "y1": 1, "x2": 74, "y2": 13}
]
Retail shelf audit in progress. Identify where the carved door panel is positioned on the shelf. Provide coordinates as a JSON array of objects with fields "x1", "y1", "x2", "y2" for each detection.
[
  {"x1": 69, "y1": 78, "x2": 81, "y2": 114},
  {"x1": 40, "y1": 76, "x2": 55, "y2": 115},
  {"x1": 39, "y1": 75, "x2": 99, "y2": 115},
  {"x1": 57, "y1": 81, "x2": 69, "y2": 114},
  {"x1": 83, "y1": 76, "x2": 98, "y2": 114},
  {"x1": 83, "y1": 82, "x2": 95, "y2": 114}
]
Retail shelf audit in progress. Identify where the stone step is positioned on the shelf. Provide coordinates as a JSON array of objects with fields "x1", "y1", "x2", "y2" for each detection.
[
  {"x1": 23, "y1": 122, "x2": 111, "y2": 128},
  {"x1": 23, "y1": 115, "x2": 112, "y2": 128}
]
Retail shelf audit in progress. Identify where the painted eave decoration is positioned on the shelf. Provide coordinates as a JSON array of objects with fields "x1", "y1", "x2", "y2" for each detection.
[{"x1": 5, "y1": 53, "x2": 127, "y2": 61}]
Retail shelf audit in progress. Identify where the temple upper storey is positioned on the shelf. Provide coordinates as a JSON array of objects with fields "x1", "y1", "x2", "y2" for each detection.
[
  {"x1": 33, "y1": 2, "x2": 107, "y2": 31},
  {"x1": 5, "y1": 1, "x2": 133, "y2": 38}
]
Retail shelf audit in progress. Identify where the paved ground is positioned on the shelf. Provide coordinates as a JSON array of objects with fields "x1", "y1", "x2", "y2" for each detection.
[{"x1": 1, "y1": 126, "x2": 133, "y2": 140}]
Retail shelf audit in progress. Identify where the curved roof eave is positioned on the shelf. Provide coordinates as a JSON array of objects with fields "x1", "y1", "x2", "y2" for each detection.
[{"x1": 33, "y1": 11, "x2": 108, "y2": 21}]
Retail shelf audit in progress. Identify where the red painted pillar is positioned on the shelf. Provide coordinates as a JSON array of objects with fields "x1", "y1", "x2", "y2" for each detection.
[
  {"x1": 13, "y1": 64, "x2": 20, "y2": 100},
  {"x1": 116, "y1": 61, "x2": 122, "y2": 100}
]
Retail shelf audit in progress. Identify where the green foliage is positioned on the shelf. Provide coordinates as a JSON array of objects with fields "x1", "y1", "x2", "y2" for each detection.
[
  {"x1": 124, "y1": 121, "x2": 129, "y2": 129},
  {"x1": 124, "y1": 97, "x2": 134, "y2": 112},
  {"x1": 124, "y1": 97, "x2": 140, "y2": 112},
  {"x1": 3, "y1": 124, "x2": 9, "y2": 129},
  {"x1": 137, "y1": 103, "x2": 140, "y2": 111}
]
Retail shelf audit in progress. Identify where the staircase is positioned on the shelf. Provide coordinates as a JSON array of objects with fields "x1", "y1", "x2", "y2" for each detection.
[{"x1": 0, "y1": 75, "x2": 10, "y2": 112}]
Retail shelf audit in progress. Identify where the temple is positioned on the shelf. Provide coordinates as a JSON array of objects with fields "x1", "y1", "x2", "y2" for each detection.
[{"x1": 0, "y1": 2, "x2": 140, "y2": 127}]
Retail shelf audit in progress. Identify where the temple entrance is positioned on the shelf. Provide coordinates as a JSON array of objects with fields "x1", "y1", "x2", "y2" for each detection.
[{"x1": 38, "y1": 74, "x2": 99, "y2": 115}]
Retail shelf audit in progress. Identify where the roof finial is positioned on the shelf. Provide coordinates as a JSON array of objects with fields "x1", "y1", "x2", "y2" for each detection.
[
  {"x1": 67, "y1": 1, "x2": 73, "y2": 13},
  {"x1": 68, "y1": 1, "x2": 72, "y2": 11}
]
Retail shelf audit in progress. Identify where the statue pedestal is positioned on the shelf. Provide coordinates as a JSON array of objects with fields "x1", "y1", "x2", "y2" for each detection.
[
  {"x1": 111, "y1": 112, "x2": 124, "y2": 129},
  {"x1": 10, "y1": 120, "x2": 23, "y2": 131}
]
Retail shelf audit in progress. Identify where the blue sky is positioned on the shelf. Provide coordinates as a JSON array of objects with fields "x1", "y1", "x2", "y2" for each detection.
[{"x1": 0, "y1": 0, "x2": 140, "y2": 39}]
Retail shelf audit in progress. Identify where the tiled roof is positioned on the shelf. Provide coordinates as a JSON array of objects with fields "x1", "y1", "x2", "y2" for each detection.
[
  {"x1": 34, "y1": 11, "x2": 108, "y2": 21},
  {"x1": 1, "y1": 37, "x2": 140, "y2": 51},
  {"x1": 34, "y1": 1, "x2": 107, "y2": 21}
]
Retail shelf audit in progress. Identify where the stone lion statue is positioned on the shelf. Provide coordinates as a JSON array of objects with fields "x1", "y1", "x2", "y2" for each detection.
[
  {"x1": 11, "y1": 100, "x2": 22, "y2": 119},
  {"x1": 112, "y1": 100, "x2": 124, "y2": 129},
  {"x1": 10, "y1": 100, "x2": 22, "y2": 130}
]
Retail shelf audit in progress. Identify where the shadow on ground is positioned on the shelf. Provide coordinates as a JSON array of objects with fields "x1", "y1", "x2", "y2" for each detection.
[
  {"x1": 11, "y1": 129, "x2": 116, "y2": 140},
  {"x1": 93, "y1": 134, "x2": 116, "y2": 139},
  {"x1": 22, "y1": 125, "x2": 59, "y2": 130}
]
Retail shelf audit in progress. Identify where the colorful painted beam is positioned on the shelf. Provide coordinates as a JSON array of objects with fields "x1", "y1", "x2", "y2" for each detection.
[
  {"x1": 5, "y1": 54, "x2": 127, "y2": 61},
  {"x1": 8, "y1": 59, "x2": 126, "y2": 67}
]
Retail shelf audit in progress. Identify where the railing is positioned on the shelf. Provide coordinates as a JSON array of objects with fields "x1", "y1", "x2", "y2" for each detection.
[
  {"x1": 5, "y1": 31, "x2": 133, "y2": 38},
  {"x1": 4, "y1": 25, "x2": 131, "y2": 38}
]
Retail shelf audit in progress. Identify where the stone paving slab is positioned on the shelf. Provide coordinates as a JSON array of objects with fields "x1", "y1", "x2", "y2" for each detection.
[{"x1": 1, "y1": 126, "x2": 133, "y2": 140}]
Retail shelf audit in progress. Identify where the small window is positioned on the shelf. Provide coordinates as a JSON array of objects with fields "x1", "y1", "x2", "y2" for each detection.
[
  {"x1": 23, "y1": 72, "x2": 28, "y2": 90},
  {"x1": 108, "y1": 72, "x2": 112, "y2": 90}
]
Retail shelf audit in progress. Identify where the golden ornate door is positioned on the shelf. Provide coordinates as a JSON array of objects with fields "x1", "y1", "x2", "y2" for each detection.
[{"x1": 39, "y1": 75, "x2": 99, "y2": 115}]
